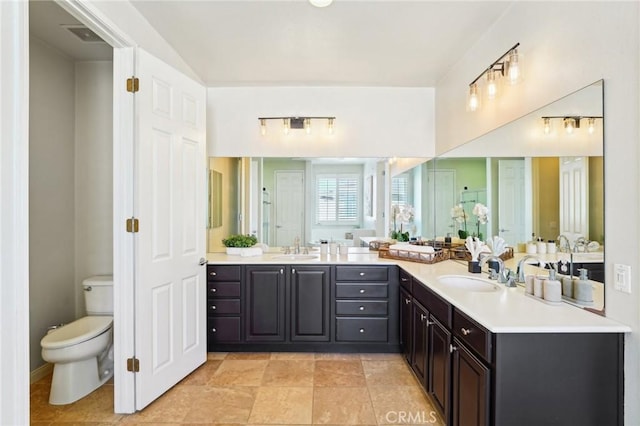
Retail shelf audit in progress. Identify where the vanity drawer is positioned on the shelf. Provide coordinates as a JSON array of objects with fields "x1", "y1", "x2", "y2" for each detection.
[
  {"x1": 453, "y1": 308, "x2": 491, "y2": 363},
  {"x1": 399, "y1": 269, "x2": 412, "y2": 291},
  {"x1": 207, "y1": 281, "x2": 241, "y2": 298},
  {"x1": 335, "y1": 266, "x2": 389, "y2": 282},
  {"x1": 335, "y1": 283, "x2": 388, "y2": 299},
  {"x1": 208, "y1": 316, "x2": 241, "y2": 342},
  {"x1": 336, "y1": 300, "x2": 388, "y2": 316},
  {"x1": 336, "y1": 317, "x2": 388, "y2": 342},
  {"x1": 207, "y1": 265, "x2": 241, "y2": 282},
  {"x1": 208, "y1": 299, "x2": 240, "y2": 315},
  {"x1": 413, "y1": 279, "x2": 452, "y2": 328}
]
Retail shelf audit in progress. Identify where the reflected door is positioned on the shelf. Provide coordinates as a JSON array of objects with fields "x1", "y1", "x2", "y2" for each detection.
[
  {"x1": 559, "y1": 156, "x2": 589, "y2": 243},
  {"x1": 274, "y1": 171, "x2": 304, "y2": 246},
  {"x1": 498, "y1": 160, "x2": 526, "y2": 247},
  {"x1": 430, "y1": 170, "x2": 456, "y2": 238}
]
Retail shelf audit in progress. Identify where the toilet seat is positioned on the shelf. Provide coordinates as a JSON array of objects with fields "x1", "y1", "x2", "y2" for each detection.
[{"x1": 41, "y1": 316, "x2": 113, "y2": 350}]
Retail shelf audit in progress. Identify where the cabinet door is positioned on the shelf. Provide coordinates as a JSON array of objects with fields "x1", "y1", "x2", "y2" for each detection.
[
  {"x1": 451, "y1": 338, "x2": 490, "y2": 426},
  {"x1": 245, "y1": 265, "x2": 286, "y2": 341},
  {"x1": 411, "y1": 301, "x2": 429, "y2": 386},
  {"x1": 399, "y1": 288, "x2": 412, "y2": 363},
  {"x1": 290, "y1": 266, "x2": 331, "y2": 341},
  {"x1": 428, "y1": 317, "x2": 451, "y2": 422}
]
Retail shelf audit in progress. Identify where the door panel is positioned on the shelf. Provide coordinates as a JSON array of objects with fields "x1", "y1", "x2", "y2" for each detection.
[
  {"x1": 135, "y1": 49, "x2": 207, "y2": 410},
  {"x1": 498, "y1": 160, "x2": 526, "y2": 247},
  {"x1": 274, "y1": 171, "x2": 304, "y2": 246},
  {"x1": 291, "y1": 266, "x2": 331, "y2": 341}
]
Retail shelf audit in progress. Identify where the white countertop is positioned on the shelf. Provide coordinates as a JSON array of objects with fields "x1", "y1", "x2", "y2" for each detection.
[{"x1": 206, "y1": 248, "x2": 630, "y2": 334}]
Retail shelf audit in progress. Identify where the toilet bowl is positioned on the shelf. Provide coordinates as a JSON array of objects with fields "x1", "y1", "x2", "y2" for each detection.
[{"x1": 40, "y1": 275, "x2": 114, "y2": 405}]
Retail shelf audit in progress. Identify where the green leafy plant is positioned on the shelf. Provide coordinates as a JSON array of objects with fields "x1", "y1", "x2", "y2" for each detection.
[{"x1": 222, "y1": 234, "x2": 257, "y2": 248}]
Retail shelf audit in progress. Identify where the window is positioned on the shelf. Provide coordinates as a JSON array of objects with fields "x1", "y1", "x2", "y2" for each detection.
[
  {"x1": 391, "y1": 173, "x2": 412, "y2": 206},
  {"x1": 316, "y1": 174, "x2": 359, "y2": 224}
]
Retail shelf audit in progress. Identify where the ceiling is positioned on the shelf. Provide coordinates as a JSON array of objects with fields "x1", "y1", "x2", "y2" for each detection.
[{"x1": 30, "y1": 0, "x2": 514, "y2": 87}]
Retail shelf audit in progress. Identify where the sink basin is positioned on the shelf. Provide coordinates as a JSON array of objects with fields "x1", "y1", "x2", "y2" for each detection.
[
  {"x1": 271, "y1": 254, "x2": 319, "y2": 261},
  {"x1": 437, "y1": 275, "x2": 500, "y2": 292}
]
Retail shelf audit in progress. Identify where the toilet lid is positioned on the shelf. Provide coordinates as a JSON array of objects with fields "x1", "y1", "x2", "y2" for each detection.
[{"x1": 41, "y1": 316, "x2": 113, "y2": 349}]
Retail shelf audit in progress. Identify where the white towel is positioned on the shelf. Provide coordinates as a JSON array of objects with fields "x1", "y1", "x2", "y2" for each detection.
[{"x1": 388, "y1": 244, "x2": 435, "y2": 253}]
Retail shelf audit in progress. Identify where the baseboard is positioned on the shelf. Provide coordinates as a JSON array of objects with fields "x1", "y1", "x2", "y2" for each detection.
[{"x1": 30, "y1": 363, "x2": 53, "y2": 384}]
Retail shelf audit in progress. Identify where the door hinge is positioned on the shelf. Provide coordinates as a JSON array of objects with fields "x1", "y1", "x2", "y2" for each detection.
[
  {"x1": 126, "y1": 357, "x2": 140, "y2": 372},
  {"x1": 126, "y1": 218, "x2": 139, "y2": 233},
  {"x1": 126, "y1": 77, "x2": 139, "y2": 93}
]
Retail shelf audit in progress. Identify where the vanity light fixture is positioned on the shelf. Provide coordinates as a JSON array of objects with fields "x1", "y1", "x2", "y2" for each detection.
[
  {"x1": 309, "y1": 0, "x2": 333, "y2": 7},
  {"x1": 540, "y1": 115, "x2": 603, "y2": 135},
  {"x1": 467, "y1": 43, "x2": 522, "y2": 111},
  {"x1": 258, "y1": 116, "x2": 336, "y2": 136}
]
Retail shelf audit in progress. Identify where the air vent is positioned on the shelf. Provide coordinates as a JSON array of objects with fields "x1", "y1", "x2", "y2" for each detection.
[{"x1": 63, "y1": 25, "x2": 104, "y2": 43}]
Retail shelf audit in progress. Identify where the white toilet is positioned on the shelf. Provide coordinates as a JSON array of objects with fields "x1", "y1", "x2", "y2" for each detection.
[{"x1": 41, "y1": 275, "x2": 114, "y2": 405}]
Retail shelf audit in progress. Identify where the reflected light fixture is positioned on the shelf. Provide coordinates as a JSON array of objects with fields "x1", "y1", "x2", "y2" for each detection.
[
  {"x1": 309, "y1": 0, "x2": 333, "y2": 7},
  {"x1": 258, "y1": 116, "x2": 336, "y2": 136},
  {"x1": 467, "y1": 42, "x2": 522, "y2": 111},
  {"x1": 541, "y1": 115, "x2": 602, "y2": 135}
]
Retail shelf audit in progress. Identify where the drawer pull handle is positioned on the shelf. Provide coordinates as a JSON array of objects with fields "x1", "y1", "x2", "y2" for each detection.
[
  {"x1": 359, "y1": 328, "x2": 365, "y2": 333},
  {"x1": 211, "y1": 288, "x2": 217, "y2": 293},
  {"x1": 401, "y1": 277, "x2": 408, "y2": 282},
  {"x1": 210, "y1": 271, "x2": 217, "y2": 276},
  {"x1": 211, "y1": 305, "x2": 217, "y2": 310},
  {"x1": 359, "y1": 306, "x2": 365, "y2": 311},
  {"x1": 404, "y1": 298, "x2": 411, "y2": 304},
  {"x1": 359, "y1": 272, "x2": 365, "y2": 276},
  {"x1": 426, "y1": 320, "x2": 435, "y2": 326},
  {"x1": 461, "y1": 328, "x2": 471, "y2": 335},
  {"x1": 292, "y1": 268, "x2": 296, "y2": 274},
  {"x1": 359, "y1": 289, "x2": 365, "y2": 294},
  {"x1": 449, "y1": 344, "x2": 458, "y2": 353},
  {"x1": 420, "y1": 314, "x2": 426, "y2": 321},
  {"x1": 212, "y1": 328, "x2": 217, "y2": 333}
]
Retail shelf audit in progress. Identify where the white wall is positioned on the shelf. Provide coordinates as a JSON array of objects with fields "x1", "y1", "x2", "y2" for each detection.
[
  {"x1": 74, "y1": 61, "x2": 113, "y2": 314},
  {"x1": 207, "y1": 87, "x2": 435, "y2": 158},
  {"x1": 29, "y1": 38, "x2": 77, "y2": 370},
  {"x1": 435, "y1": 2, "x2": 640, "y2": 423}
]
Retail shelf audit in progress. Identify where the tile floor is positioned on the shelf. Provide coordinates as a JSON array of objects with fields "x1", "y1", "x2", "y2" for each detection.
[{"x1": 31, "y1": 352, "x2": 444, "y2": 425}]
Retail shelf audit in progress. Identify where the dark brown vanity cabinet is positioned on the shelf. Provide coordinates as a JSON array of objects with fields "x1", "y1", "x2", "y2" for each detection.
[
  {"x1": 207, "y1": 265, "x2": 242, "y2": 347},
  {"x1": 290, "y1": 265, "x2": 331, "y2": 341},
  {"x1": 245, "y1": 265, "x2": 286, "y2": 342},
  {"x1": 399, "y1": 287, "x2": 413, "y2": 363}
]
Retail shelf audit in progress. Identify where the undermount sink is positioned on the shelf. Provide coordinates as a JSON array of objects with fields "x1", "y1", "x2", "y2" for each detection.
[
  {"x1": 437, "y1": 275, "x2": 501, "y2": 292},
  {"x1": 271, "y1": 254, "x2": 319, "y2": 261}
]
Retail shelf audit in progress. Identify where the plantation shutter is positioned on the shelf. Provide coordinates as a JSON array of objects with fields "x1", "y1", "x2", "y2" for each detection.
[{"x1": 316, "y1": 174, "x2": 359, "y2": 224}]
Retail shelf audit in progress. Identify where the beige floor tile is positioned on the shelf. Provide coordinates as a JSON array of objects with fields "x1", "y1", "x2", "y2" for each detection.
[
  {"x1": 368, "y1": 386, "x2": 441, "y2": 425},
  {"x1": 179, "y1": 359, "x2": 223, "y2": 386},
  {"x1": 313, "y1": 360, "x2": 366, "y2": 387},
  {"x1": 55, "y1": 384, "x2": 123, "y2": 423},
  {"x1": 30, "y1": 382, "x2": 69, "y2": 422},
  {"x1": 270, "y1": 352, "x2": 316, "y2": 360},
  {"x1": 207, "y1": 351, "x2": 229, "y2": 360},
  {"x1": 120, "y1": 385, "x2": 200, "y2": 423},
  {"x1": 226, "y1": 352, "x2": 272, "y2": 360},
  {"x1": 312, "y1": 386, "x2": 377, "y2": 425},
  {"x1": 182, "y1": 386, "x2": 258, "y2": 424},
  {"x1": 262, "y1": 360, "x2": 315, "y2": 387},
  {"x1": 314, "y1": 352, "x2": 362, "y2": 360},
  {"x1": 208, "y1": 359, "x2": 269, "y2": 386},
  {"x1": 362, "y1": 360, "x2": 419, "y2": 386},
  {"x1": 248, "y1": 387, "x2": 313, "y2": 424},
  {"x1": 359, "y1": 352, "x2": 404, "y2": 361}
]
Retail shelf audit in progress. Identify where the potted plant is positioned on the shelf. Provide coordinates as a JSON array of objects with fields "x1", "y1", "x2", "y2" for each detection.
[
  {"x1": 451, "y1": 204, "x2": 468, "y2": 239},
  {"x1": 222, "y1": 234, "x2": 258, "y2": 255}
]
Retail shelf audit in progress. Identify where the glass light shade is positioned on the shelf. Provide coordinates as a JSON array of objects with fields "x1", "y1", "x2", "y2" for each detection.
[
  {"x1": 564, "y1": 118, "x2": 576, "y2": 134},
  {"x1": 543, "y1": 118, "x2": 552, "y2": 134},
  {"x1": 327, "y1": 118, "x2": 334, "y2": 134},
  {"x1": 587, "y1": 118, "x2": 596, "y2": 134},
  {"x1": 283, "y1": 118, "x2": 290, "y2": 135},
  {"x1": 260, "y1": 119, "x2": 267, "y2": 136},
  {"x1": 304, "y1": 118, "x2": 311, "y2": 134},
  {"x1": 467, "y1": 84, "x2": 480, "y2": 112},
  {"x1": 309, "y1": 0, "x2": 333, "y2": 7},
  {"x1": 486, "y1": 70, "x2": 499, "y2": 100},
  {"x1": 506, "y1": 49, "x2": 523, "y2": 85}
]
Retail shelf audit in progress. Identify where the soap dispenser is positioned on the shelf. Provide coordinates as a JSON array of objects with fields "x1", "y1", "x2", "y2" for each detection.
[
  {"x1": 543, "y1": 268, "x2": 562, "y2": 302},
  {"x1": 574, "y1": 268, "x2": 593, "y2": 303}
]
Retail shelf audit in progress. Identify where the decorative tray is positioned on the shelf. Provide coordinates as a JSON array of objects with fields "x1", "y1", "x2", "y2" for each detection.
[
  {"x1": 378, "y1": 247, "x2": 449, "y2": 264},
  {"x1": 368, "y1": 240, "x2": 392, "y2": 251},
  {"x1": 448, "y1": 246, "x2": 515, "y2": 261}
]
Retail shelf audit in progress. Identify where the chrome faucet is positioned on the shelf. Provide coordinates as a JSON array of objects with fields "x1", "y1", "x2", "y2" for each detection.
[
  {"x1": 516, "y1": 255, "x2": 544, "y2": 283},
  {"x1": 558, "y1": 234, "x2": 571, "y2": 253},
  {"x1": 573, "y1": 236, "x2": 589, "y2": 253},
  {"x1": 478, "y1": 254, "x2": 514, "y2": 286},
  {"x1": 293, "y1": 236, "x2": 301, "y2": 254}
]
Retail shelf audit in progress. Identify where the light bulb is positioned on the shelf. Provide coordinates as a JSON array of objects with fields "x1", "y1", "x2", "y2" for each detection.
[
  {"x1": 309, "y1": 0, "x2": 332, "y2": 7},
  {"x1": 327, "y1": 118, "x2": 334, "y2": 135},
  {"x1": 486, "y1": 70, "x2": 498, "y2": 100},
  {"x1": 304, "y1": 118, "x2": 311, "y2": 134},
  {"x1": 543, "y1": 118, "x2": 551, "y2": 134},
  {"x1": 467, "y1": 84, "x2": 480, "y2": 112},
  {"x1": 507, "y1": 49, "x2": 522, "y2": 85},
  {"x1": 283, "y1": 118, "x2": 290, "y2": 135},
  {"x1": 588, "y1": 118, "x2": 596, "y2": 134},
  {"x1": 260, "y1": 118, "x2": 267, "y2": 136},
  {"x1": 564, "y1": 118, "x2": 576, "y2": 134}
]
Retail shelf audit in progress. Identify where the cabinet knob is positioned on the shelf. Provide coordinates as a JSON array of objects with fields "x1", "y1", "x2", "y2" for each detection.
[
  {"x1": 426, "y1": 320, "x2": 434, "y2": 326},
  {"x1": 359, "y1": 272, "x2": 365, "y2": 276},
  {"x1": 359, "y1": 306, "x2": 365, "y2": 311},
  {"x1": 210, "y1": 271, "x2": 217, "y2": 276},
  {"x1": 211, "y1": 305, "x2": 216, "y2": 310},
  {"x1": 359, "y1": 328, "x2": 365, "y2": 333},
  {"x1": 420, "y1": 314, "x2": 426, "y2": 321},
  {"x1": 404, "y1": 298, "x2": 411, "y2": 304},
  {"x1": 401, "y1": 277, "x2": 408, "y2": 282},
  {"x1": 212, "y1": 328, "x2": 217, "y2": 333},
  {"x1": 359, "y1": 289, "x2": 365, "y2": 294},
  {"x1": 210, "y1": 288, "x2": 217, "y2": 293},
  {"x1": 280, "y1": 268, "x2": 284, "y2": 274},
  {"x1": 449, "y1": 344, "x2": 458, "y2": 353},
  {"x1": 461, "y1": 327, "x2": 471, "y2": 336},
  {"x1": 292, "y1": 268, "x2": 296, "y2": 274}
]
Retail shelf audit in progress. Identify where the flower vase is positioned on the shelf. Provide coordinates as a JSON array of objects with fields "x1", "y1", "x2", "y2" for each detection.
[{"x1": 458, "y1": 230, "x2": 468, "y2": 239}]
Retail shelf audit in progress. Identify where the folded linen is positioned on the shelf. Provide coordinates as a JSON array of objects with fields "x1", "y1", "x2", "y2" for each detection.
[{"x1": 388, "y1": 244, "x2": 435, "y2": 253}]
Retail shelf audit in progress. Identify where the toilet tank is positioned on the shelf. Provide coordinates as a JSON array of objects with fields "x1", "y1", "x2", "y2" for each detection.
[{"x1": 83, "y1": 275, "x2": 114, "y2": 315}]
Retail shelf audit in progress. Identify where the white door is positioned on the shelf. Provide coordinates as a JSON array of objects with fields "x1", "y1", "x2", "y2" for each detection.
[
  {"x1": 559, "y1": 156, "x2": 589, "y2": 244},
  {"x1": 498, "y1": 159, "x2": 526, "y2": 247},
  {"x1": 429, "y1": 169, "x2": 456, "y2": 239},
  {"x1": 135, "y1": 49, "x2": 207, "y2": 410},
  {"x1": 274, "y1": 171, "x2": 304, "y2": 246}
]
